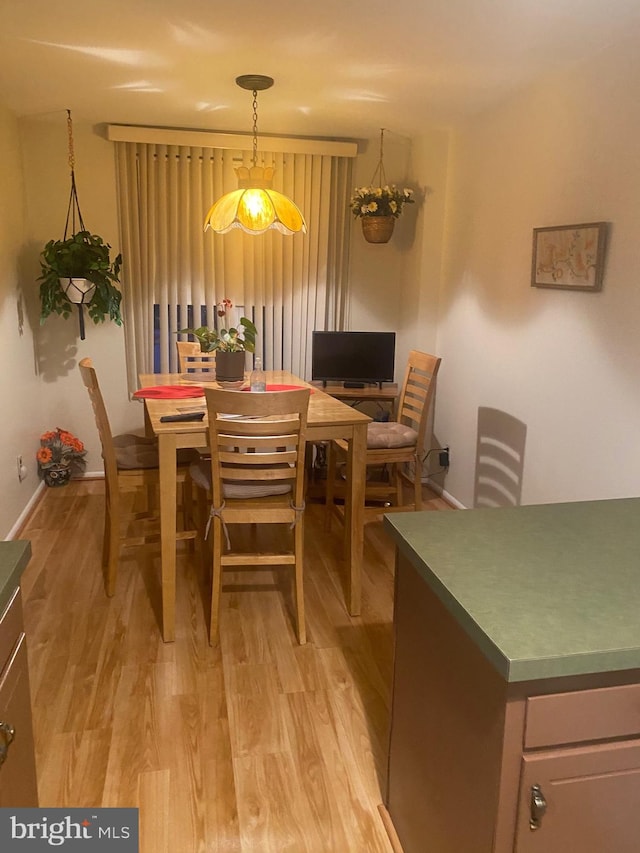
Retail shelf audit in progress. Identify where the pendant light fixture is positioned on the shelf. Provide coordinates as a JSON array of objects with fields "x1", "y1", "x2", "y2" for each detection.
[{"x1": 203, "y1": 75, "x2": 307, "y2": 236}]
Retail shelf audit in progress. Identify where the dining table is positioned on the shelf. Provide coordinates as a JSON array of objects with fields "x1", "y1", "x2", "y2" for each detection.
[{"x1": 137, "y1": 370, "x2": 371, "y2": 642}]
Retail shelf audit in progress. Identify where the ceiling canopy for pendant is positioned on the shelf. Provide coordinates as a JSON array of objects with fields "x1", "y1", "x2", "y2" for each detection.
[{"x1": 203, "y1": 75, "x2": 307, "y2": 236}]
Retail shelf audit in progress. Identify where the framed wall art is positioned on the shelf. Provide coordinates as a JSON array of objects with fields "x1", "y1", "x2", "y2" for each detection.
[{"x1": 531, "y1": 222, "x2": 608, "y2": 291}]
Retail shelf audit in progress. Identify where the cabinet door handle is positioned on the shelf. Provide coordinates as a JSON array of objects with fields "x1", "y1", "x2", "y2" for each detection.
[
  {"x1": 529, "y1": 784, "x2": 547, "y2": 830},
  {"x1": 0, "y1": 721, "x2": 15, "y2": 768}
]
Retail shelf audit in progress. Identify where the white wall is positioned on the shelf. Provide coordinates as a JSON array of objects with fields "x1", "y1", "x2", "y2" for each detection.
[
  {"x1": 19, "y1": 117, "x2": 145, "y2": 478},
  {"x1": 435, "y1": 32, "x2": 640, "y2": 508},
  {"x1": 0, "y1": 105, "x2": 42, "y2": 538},
  {"x1": 347, "y1": 129, "x2": 449, "y2": 380}
]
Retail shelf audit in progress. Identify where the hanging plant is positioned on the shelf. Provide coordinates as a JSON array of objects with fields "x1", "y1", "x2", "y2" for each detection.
[
  {"x1": 37, "y1": 110, "x2": 123, "y2": 338},
  {"x1": 349, "y1": 128, "x2": 414, "y2": 244},
  {"x1": 39, "y1": 231, "x2": 122, "y2": 325}
]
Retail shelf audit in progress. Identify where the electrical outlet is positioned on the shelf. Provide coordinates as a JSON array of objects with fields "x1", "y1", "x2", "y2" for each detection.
[
  {"x1": 17, "y1": 455, "x2": 27, "y2": 482},
  {"x1": 439, "y1": 447, "x2": 450, "y2": 468}
]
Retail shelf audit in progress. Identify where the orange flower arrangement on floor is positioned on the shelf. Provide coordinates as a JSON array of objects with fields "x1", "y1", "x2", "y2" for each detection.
[{"x1": 37, "y1": 427, "x2": 87, "y2": 483}]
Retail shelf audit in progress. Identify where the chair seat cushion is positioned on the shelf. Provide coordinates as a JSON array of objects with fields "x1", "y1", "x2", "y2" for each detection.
[
  {"x1": 114, "y1": 434, "x2": 192, "y2": 469},
  {"x1": 189, "y1": 459, "x2": 292, "y2": 499},
  {"x1": 114, "y1": 434, "x2": 159, "y2": 469},
  {"x1": 367, "y1": 421, "x2": 418, "y2": 449}
]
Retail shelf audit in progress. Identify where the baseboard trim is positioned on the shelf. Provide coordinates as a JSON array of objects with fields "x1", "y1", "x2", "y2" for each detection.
[
  {"x1": 377, "y1": 804, "x2": 404, "y2": 853},
  {"x1": 5, "y1": 482, "x2": 46, "y2": 541},
  {"x1": 425, "y1": 479, "x2": 467, "y2": 509},
  {"x1": 6, "y1": 473, "x2": 107, "y2": 541}
]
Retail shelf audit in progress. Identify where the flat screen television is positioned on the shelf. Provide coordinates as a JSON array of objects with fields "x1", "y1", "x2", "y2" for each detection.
[{"x1": 311, "y1": 331, "x2": 396, "y2": 388}]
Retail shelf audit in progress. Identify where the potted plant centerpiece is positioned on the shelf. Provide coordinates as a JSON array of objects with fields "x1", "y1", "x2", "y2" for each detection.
[
  {"x1": 38, "y1": 230, "x2": 123, "y2": 335},
  {"x1": 179, "y1": 298, "x2": 257, "y2": 385}
]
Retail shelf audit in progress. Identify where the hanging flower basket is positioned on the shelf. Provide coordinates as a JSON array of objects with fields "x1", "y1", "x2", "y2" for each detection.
[
  {"x1": 350, "y1": 128, "x2": 414, "y2": 244},
  {"x1": 361, "y1": 215, "x2": 396, "y2": 244}
]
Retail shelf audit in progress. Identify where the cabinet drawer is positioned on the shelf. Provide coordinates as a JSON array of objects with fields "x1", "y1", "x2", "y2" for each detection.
[
  {"x1": 525, "y1": 683, "x2": 640, "y2": 748},
  {"x1": 0, "y1": 588, "x2": 22, "y2": 673},
  {"x1": 0, "y1": 632, "x2": 38, "y2": 806}
]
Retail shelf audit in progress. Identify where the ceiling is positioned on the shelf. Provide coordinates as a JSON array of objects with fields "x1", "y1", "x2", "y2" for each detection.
[{"x1": 1, "y1": 0, "x2": 639, "y2": 142}]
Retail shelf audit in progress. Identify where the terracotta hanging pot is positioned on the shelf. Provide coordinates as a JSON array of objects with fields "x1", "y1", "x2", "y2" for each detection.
[
  {"x1": 215, "y1": 350, "x2": 247, "y2": 386},
  {"x1": 361, "y1": 215, "x2": 395, "y2": 244}
]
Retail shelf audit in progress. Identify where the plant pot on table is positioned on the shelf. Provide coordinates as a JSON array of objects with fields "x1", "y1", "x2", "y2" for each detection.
[{"x1": 215, "y1": 350, "x2": 247, "y2": 385}]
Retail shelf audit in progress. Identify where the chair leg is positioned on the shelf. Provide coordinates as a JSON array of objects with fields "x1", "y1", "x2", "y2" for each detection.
[
  {"x1": 181, "y1": 477, "x2": 195, "y2": 547},
  {"x1": 102, "y1": 497, "x2": 111, "y2": 571},
  {"x1": 293, "y1": 519, "x2": 306, "y2": 645},
  {"x1": 145, "y1": 481, "x2": 157, "y2": 516},
  {"x1": 194, "y1": 487, "x2": 210, "y2": 575},
  {"x1": 324, "y1": 441, "x2": 337, "y2": 531},
  {"x1": 209, "y1": 517, "x2": 224, "y2": 645},
  {"x1": 413, "y1": 454, "x2": 423, "y2": 511},
  {"x1": 104, "y1": 486, "x2": 120, "y2": 597},
  {"x1": 394, "y1": 463, "x2": 404, "y2": 507}
]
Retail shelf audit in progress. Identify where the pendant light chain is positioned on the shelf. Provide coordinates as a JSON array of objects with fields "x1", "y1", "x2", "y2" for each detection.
[
  {"x1": 252, "y1": 89, "x2": 259, "y2": 167},
  {"x1": 370, "y1": 127, "x2": 388, "y2": 188},
  {"x1": 64, "y1": 109, "x2": 86, "y2": 238}
]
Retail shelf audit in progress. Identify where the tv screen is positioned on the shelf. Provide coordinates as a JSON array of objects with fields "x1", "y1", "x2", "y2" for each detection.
[{"x1": 311, "y1": 331, "x2": 396, "y2": 387}]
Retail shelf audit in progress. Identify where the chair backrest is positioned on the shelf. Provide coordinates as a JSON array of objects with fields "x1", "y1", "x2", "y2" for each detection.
[
  {"x1": 204, "y1": 387, "x2": 310, "y2": 514},
  {"x1": 395, "y1": 350, "x2": 442, "y2": 449},
  {"x1": 79, "y1": 357, "x2": 119, "y2": 485},
  {"x1": 177, "y1": 341, "x2": 216, "y2": 374}
]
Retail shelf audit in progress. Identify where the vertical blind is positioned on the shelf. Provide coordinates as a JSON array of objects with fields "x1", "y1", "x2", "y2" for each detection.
[{"x1": 114, "y1": 141, "x2": 353, "y2": 391}]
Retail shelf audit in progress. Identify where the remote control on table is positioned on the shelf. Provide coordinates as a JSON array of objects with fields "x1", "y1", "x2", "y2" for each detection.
[{"x1": 159, "y1": 412, "x2": 205, "y2": 422}]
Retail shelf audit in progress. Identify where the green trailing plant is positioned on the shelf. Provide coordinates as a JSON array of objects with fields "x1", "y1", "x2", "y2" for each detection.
[
  {"x1": 178, "y1": 298, "x2": 257, "y2": 353},
  {"x1": 38, "y1": 230, "x2": 123, "y2": 326}
]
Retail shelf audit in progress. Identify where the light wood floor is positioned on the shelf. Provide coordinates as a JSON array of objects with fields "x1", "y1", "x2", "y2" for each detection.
[{"x1": 19, "y1": 479, "x2": 451, "y2": 852}]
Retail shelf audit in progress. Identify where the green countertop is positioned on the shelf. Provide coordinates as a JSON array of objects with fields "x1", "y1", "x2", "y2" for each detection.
[
  {"x1": 384, "y1": 498, "x2": 640, "y2": 683},
  {"x1": 0, "y1": 540, "x2": 31, "y2": 615}
]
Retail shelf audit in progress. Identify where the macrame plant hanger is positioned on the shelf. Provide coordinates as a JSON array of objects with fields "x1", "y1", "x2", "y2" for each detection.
[
  {"x1": 62, "y1": 109, "x2": 94, "y2": 340},
  {"x1": 370, "y1": 127, "x2": 388, "y2": 188},
  {"x1": 359, "y1": 127, "x2": 396, "y2": 243}
]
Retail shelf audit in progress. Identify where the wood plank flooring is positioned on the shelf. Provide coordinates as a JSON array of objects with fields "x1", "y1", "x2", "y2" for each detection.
[{"x1": 18, "y1": 479, "x2": 451, "y2": 852}]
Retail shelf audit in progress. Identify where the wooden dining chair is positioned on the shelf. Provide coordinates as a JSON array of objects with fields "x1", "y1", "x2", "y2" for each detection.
[
  {"x1": 189, "y1": 387, "x2": 311, "y2": 645},
  {"x1": 325, "y1": 350, "x2": 442, "y2": 524},
  {"x1": 79, "y1": 357, "x2": 196, "y2": 597},
  {"x1": 176, "y1": 340, "x2": 216, "y2": 375}
]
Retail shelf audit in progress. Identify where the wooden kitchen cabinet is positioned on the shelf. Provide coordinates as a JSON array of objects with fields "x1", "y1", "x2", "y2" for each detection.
[
  {"x1": 0, "y1": 543, "x2": 38, "y2": 807},
  {"x1": 516, "y1": 739, "x2": 640, "y2": 852},
  {"x1": 383, "y1": 499, "x2": 640, "y2": 853},
  {"x1": 513, "y1": 682, "x2": 640, "y2": 852}
]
